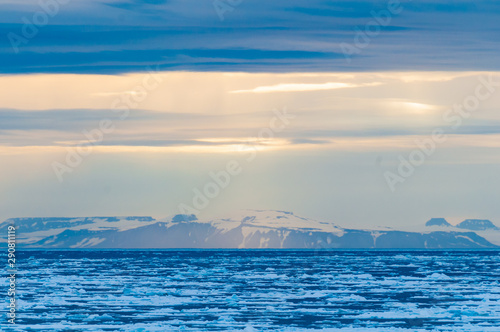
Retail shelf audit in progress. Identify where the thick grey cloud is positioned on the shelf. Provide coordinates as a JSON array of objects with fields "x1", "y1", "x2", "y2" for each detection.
[{"x1": 2, "y1": 0, "x2": 500, "y2": 73}]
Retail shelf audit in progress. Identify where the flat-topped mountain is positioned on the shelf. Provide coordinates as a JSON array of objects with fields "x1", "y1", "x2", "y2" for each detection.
[
  {"x1": 1, "y1": 211, "x2": 498, "y2": 249},
  {"x1": 425, "y1": 218, "x2": 452, "y2": 227},
  {"x1": 456, "y1": 219, "x2": 499, "y2": 231}
]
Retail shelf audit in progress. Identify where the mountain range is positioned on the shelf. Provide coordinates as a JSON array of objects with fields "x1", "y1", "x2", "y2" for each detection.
[
  {"x1": 425, "y1": 218, "x2": 499, "y2": 231},
  {"x1": 1, "y1": 211, "x2": 499, "y2": 249}
]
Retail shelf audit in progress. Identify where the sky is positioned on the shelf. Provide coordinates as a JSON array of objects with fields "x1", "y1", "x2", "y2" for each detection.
[{"x1": 1, "y1": 0, "x2": 500, "y2": 227}]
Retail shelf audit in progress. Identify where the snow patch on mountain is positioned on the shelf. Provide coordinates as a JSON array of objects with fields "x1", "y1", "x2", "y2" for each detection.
[
  {"x1": 201, "y1": 209, "x2": 341, "y2": 233},
  {"x1": 0, "y1": 216, "x2": 160, "y2": 245}
]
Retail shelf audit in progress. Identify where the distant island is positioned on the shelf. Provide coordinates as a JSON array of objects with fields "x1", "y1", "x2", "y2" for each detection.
[{"x1": 2, "y1": 211, "x2": 499, "y2": 249}]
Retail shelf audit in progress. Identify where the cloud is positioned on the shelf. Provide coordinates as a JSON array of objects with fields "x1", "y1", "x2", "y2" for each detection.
[
  {"x1": 231, "y1": 82, "x2": 381, "y2": 93},
  {"x1": 4, "y1": 71, "x2": 495, "y2": 114},
  {"x1": 1, "y1": 1, "x2": 500, "y2": 73},
  {"x1": 0, "y1": 70, "x2": 499, "y2": 152},
  {"x1": 289, "y1": 138, "x2": 332, "y2": 145},
  {"x1": 1, "y1": 103, "x2": 499, "y2": 151}
]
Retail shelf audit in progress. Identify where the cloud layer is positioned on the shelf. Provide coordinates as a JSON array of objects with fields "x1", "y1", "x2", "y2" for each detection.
[{"x1": 2, "y1": 0, "x2": 500, "y2": 73}]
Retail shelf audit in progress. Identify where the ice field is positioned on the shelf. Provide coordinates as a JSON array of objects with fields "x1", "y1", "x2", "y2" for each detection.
[{"x1": 7, "y1": 250, "x2": 500, "y2": 331}]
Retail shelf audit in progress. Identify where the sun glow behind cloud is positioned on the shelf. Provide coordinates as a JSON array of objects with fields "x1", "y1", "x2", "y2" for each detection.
[
  {"x1": 0, "y1": 71, "x2": 500, "y2": 154},
  {"x1": 391, "y1": 101, "x2": 442, "y2": 114},
  {"x1": 230, "y1": 82, "x2": 382, "y2": 93},
  {"x1": 0, "y1": 71, "x2": 494, "y2": 113}
]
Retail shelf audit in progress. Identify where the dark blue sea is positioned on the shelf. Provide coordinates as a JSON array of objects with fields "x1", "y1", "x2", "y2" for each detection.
[{"x1": 6, "y1": 250, "x2": 500, "y2": 331}]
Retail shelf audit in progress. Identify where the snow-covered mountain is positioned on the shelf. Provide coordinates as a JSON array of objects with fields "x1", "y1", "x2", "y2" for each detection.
[
  {"x1": 1, "y1": 211, "x2": 498, "y2": 249},
  {"x1": 423, "y1": 217, "x2": 500, "y2": 246}
]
